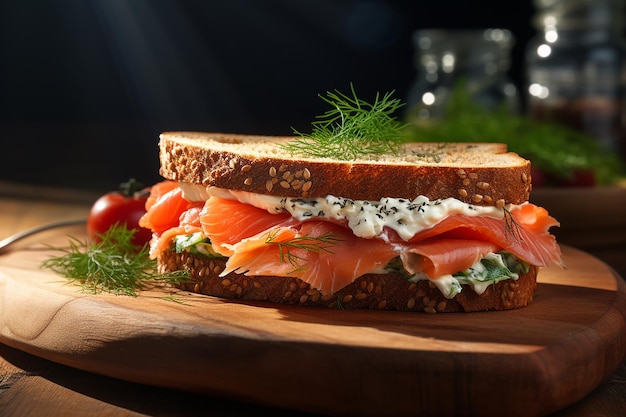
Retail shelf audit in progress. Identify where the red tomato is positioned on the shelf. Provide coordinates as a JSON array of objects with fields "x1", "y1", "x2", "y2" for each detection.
[{"x1": 87, "y1": 179, "x2": 153, "y2": 247}]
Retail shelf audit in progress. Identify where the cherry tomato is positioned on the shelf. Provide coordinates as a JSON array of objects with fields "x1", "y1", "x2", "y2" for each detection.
[{"x1": 87, "y1": 179, "x2": 153, "y2": 247}]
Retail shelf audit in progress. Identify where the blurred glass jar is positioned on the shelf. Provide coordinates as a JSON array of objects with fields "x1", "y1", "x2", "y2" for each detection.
[
  {"x1": 406, "y1": 29, "x2": 519, "y2": 123},
  {"x1": 526, "y1": 0, "x2": 626, "y2": 158}
]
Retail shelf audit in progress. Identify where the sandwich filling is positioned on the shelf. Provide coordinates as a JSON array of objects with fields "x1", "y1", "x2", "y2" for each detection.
[{"x1": 139, "y1": 181, "x2": 563, "y2": 299}]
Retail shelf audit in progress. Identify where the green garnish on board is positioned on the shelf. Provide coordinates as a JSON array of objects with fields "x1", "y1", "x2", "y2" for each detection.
[
  {"x1": 41, "y1": 224, "x2": 188, "y2": 296},
  {"x1": 282, "y1": 84, "x2": 408, "y2": 160}
]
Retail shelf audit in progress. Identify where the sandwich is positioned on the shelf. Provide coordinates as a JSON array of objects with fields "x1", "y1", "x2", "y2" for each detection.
[{"x1": 139, "y1": 132, "x2": 563, "y2": 313}]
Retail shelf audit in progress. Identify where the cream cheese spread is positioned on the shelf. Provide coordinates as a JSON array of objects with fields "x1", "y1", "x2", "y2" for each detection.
[{"x1": 181, "y1": 184, "x2": 509, "y2": 241}]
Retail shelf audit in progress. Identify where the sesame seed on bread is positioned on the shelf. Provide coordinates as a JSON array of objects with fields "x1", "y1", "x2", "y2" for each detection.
[
  {"x1": 159, "y1": 250, "x2": 538, "y2": 313},
  {"x1": 158, "y1": 132, "x2": 533, "y2": 206}
]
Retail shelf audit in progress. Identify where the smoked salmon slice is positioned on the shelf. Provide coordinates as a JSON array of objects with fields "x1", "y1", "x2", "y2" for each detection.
[
  {"x1": 144, "y1": 180, "x2": 179, "y2": 212},
  {"x1": 139, "y1": 181, "x2": 204, "y2": 256},
  {"x1": 220, "y1": 221, "x2": 399, "y2": 295},
  {"x1": 140, "y1": 187, "x2": 188, "y2": 234},
  {"x1": 405, "y1": 204, "x2": 563, "y2": 268},
  {"x1": 400, "y1": 239, "x2": 502, "y2": 278},
  {"x1": 200, "y1": 196, "x2": 295, "y2": 256}
]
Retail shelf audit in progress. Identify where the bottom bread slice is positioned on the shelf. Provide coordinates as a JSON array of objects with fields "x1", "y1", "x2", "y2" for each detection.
[{"x1": 158, "y1": 251, "x2": 538, "y2": 313}]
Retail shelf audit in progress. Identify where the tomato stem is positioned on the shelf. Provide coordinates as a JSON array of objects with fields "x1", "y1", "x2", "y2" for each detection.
[{"x1": 119, "y1": 178, "x2": 145, "y2": 197}]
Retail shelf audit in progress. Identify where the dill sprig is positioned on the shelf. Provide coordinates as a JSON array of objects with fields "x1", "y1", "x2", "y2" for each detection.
[
  {"x1": 41, "y1": 224, "x2": 188, "y2": 296},
  {"x1": 265, "y1": 230, "x2": 342, "y2": 272},
  {"x1": 282, "y1": 84, "x2": 408, "y2": 160},
  {"x1": 503, "y1": 208, "x2": 523, "y2": 242}
]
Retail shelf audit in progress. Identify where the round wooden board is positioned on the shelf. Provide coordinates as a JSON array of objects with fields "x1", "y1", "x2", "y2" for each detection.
[{"x1": 0, "y1": 229, "x2": 625, "y2": 417}]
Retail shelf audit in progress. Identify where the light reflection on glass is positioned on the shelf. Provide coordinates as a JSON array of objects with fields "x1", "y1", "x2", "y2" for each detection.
[
  {"x1": 407, "y1": 28, "x2": 519, "y2": 120},
  {"x1": 421, "y1": 92, "x2": 436, "y2": 106},
  {"x1": 537, "y1": 44, "x2": 552, "y2": 58},
  {"x1": 528, "y1": 83, "x2": 550, "y2": 99},
  {"x1": 442, "y1": 53, "x2": 455, "y2": 73},
  {"x1": 545, "y1": 29, "x2": 558, "y2": 43}
]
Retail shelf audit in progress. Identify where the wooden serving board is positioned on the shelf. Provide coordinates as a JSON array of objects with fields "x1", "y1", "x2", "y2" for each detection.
[{"x1": 0, "y1": 228, "x2": 625, "y2": 417}]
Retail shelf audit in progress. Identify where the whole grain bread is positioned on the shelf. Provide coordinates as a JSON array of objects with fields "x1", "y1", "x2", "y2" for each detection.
[
  {"x1": 159, "y1": 132, "x2": 533, "y2": 206},
  {"x1": 159, "y1": 250, "x2": 538, "y2": 313}
]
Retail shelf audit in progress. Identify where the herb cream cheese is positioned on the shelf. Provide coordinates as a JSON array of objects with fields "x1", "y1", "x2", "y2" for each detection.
[{"x1": 184, "y1": 184, "x2": 508, "y2": 241}]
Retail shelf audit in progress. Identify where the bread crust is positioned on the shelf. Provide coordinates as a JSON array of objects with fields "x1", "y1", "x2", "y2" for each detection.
[
  {"x1": 158, "y1": 132, "x2": 532, "y2": 206},
  {"x1": 159, "y1": 250, "x2": 538, "y2": 313}
]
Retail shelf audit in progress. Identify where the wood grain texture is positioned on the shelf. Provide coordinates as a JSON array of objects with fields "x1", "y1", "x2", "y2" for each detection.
[{"x1": 0, "y1": 234, "x2": 624, "y2": 417}]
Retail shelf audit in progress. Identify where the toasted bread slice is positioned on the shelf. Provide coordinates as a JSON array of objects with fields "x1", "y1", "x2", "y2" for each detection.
[{"x1": 159, "y1": 132, "x2": 532, "y2": 205}]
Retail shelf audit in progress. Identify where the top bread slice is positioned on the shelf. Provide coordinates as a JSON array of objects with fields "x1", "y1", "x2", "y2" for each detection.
[{"x1": 158, "y1": 131, "x2": 532, "y2": 206}]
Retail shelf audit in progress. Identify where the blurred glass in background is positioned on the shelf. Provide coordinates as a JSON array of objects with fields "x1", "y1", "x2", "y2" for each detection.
[
  {"x1": 406, "y1": 28, "x2": 519, "y2": 123},
  {"x1": 526, "y1": 0, "x2": 626, "y2": 160}
]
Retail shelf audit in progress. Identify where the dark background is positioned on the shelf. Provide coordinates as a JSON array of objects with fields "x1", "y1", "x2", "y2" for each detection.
[{"x1": 0, "y1": 0, "x2": 535, "y2": 192}]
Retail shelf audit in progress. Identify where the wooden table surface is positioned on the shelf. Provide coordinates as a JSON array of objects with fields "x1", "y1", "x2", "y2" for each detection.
[{"x1": 1, "y1": 180, "x2": 625, "y2": 417}]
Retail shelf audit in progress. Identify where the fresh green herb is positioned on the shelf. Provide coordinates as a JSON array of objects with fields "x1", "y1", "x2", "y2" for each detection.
[
  {"x1": 501, "y1": 251, "x2": 530, "y2": 276},
  {"x1": 503, "y1": 208, "x2": 523, "y2": 242},
  {"x1": 383, "y1": 256, "x2": 413, "y2": 279},
  {"x1": 400, "y1": 251, "x2": 529, "y2": 297},
  {"x1": 331, "y1": 296, "x2": 345, "y2": 310},
  {"x1": 41, "y1": 224, "x2": 188, "y2": 296},
  {"x1": 453, "y1": 252, "x2": 528, "y2": 285},
  {"x1": 265, "y1": 229, "x2": 342, "y2": 272},
  {"x1": 406, "y1": 85, "x2": 626, "y2": 185},
  {"x1": 160, "y1": 294, "x2": 189, "y2": 304},
  {"x1": 174, "y1": 232, "x2": 224, "y2": 258},
  {"x1": 282, "y1": 84, "x2": 408, "y2": 160},
  {"x1": 409, "y1": 142, "x2": 449, "y2": 163}
]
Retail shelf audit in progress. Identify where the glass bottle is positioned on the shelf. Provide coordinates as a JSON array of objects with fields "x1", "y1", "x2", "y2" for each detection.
[
  {"x1": 406, "y1": 28, "x2": 519, "y2": 123},
  {"x1": 525, "y1": 0, "x2": 626, "y2": 159}
]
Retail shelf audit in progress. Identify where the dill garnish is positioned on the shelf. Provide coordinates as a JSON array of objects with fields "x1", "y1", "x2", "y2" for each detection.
[
  {"x1": 410, "y1": 142, "x2": 449, "y2": 163},
  {"x1": 282, "y1": 84, "x2": 408, "y2": 160},
  {"x1": 41, "y1": 224, "x2": 188, "y2": 296},
  {"x1": 265, "y1": 229, "x2": 342, "y2": 272},
  {"x1": 503, "y1": 208, "x2": 523, "y2": 242}
]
